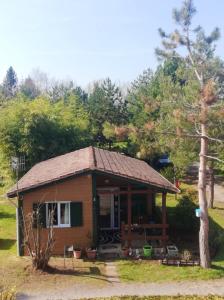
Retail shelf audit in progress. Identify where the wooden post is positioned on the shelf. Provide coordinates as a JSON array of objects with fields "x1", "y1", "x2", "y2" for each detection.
[
  {"x1": 162, "y1": 192, "x2": 167, "y2": 246},
  {"x1": 147, "y1": 189, "x2": 152, "y2": 216},
  {"x1": 127, "y1": 184, "x2": 132, "y2": 247}
]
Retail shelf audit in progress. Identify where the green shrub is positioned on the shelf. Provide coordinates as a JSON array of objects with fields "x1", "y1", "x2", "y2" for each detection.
[
  {"x1": 209, "y1": 218, "x2": 224, "y2": 257},
  {"x1": 171, "y1": 195, "x2": 199, "y2": 232},
  {"x1": 181, "y1": 186, "x2": 198, "y2": 202},
  {"x1": 160, "y1": 166, "x2": 175, "y2": 183}
]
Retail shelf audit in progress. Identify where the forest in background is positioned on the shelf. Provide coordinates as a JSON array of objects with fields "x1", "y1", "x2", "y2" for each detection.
[
  {"x1": 0, "y1": 60, "x2": 193, "y2": 186},
  {"x1": 0, "y1": 54, "x2": 223, "y2": 191},
  {"x1": 0, "y1": 0, "x2": 224, "y2": 200}
]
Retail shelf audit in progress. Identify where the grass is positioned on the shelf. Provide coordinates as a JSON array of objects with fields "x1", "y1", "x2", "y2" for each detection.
[
  {"x1": 0, "y1": 200, "x2": 107, "y2": 292},
  {"x1": 117, "y1": 184, "x2": 224, "y2": 283},
  {"x1": 116, "y1": 258, "x2": 224, "y2": 283},
  {"x1": 0, "y1": 200, "x2": 27, "y2": 290},
  {"x1": 0, "y1": 200, "x2": 17, "y2": 256}
]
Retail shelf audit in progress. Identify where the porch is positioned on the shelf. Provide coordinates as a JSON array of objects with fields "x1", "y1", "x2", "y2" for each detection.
[{"x1": 94, "y1": 173, "x2": 169, "y2": 248}]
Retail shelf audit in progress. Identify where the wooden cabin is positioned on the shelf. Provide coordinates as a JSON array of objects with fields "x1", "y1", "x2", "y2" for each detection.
[{"x1": 7, "y1": 146, "x2": 179, "y2": 255}]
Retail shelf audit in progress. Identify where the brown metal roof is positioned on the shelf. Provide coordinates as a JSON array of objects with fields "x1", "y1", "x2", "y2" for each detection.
[{"x1": 7, "y1": 146, "x2": 179, "y2": 197}]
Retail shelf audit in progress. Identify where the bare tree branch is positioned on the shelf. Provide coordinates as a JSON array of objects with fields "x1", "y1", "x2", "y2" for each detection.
[{"x1": 201, "y1": 155, "x2": 224, "y2": 163}]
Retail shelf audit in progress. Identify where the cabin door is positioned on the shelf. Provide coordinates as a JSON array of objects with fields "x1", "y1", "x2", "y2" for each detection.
[{"x1": 99, "y1": 193, "x2": 120, "y2": 230}]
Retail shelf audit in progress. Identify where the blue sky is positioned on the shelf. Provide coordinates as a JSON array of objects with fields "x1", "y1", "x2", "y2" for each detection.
[{"x1": 0, "y1": 0, "x2": 223, "y2": 87}]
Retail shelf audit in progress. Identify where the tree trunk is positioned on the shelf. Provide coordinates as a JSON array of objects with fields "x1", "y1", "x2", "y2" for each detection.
[
  {"x1": 207, "y1": 161, "x2": 214, "y2": 209},
  {"x1": 198, "y1": 123, "x2": 211, "y2": 268}
]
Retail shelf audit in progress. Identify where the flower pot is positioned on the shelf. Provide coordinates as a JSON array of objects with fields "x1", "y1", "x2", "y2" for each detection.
[
  {"x1": 122, "y1": 248, "x2": 129, "y2": 257},
  {"x1": 73, "y1": 249, "x2": 82, "y2": 259},
  {"x1": 86, "y1": 248, "x2": 97, "y2": 260}
]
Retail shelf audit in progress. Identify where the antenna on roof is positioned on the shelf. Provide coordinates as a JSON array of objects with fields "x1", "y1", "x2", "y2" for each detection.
[
  {"x1": 11, "y1": 156, "x2": 26, "y2": 172},
  {"x1": 11, "y1": 155, "x2": 26, "y2": 199}
]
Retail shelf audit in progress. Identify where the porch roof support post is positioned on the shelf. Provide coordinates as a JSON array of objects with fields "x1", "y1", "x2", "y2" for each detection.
[
  {"x1": 162, "y1": 192, "x2": 167, "y2": 246},
  {"x1": 127, "y1": 184, "x2": 132, "y2": 247}
]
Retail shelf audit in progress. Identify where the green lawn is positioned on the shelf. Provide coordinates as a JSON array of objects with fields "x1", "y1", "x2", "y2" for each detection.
[
  {"x1": 0, "y1": 200, "x2": 30, "y2": 289},
  {"x1": 117, "y1": 258, "x2": 224, "y2": 283},
  {"x1": 0, "y1": 200, "x2": 17, "y2": 256}
]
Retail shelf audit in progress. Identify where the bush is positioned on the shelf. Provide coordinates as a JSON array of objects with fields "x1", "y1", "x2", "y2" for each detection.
[
  {"x1": 209, "y1": 219, "x2": 224, "y2": 257},
  {"x1": 181, "y1": 186, "x2": 198, "y2": 202},
  {"x1": 160, "y1": 166, "x2": 175, "y2": 183},
  {"x1": 171, "y1": 195, "x2": 199, "y2": 232}
]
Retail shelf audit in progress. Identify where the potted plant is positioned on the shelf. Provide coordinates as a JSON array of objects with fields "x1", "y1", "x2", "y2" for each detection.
[
  {"x1": 121, "y1": 247, "x2": 129, "y2": 258},
  {"x1": 73, "y1": 245, "x2": 82, "y2": 259},
  {"x1": 86, "y1": 247, "x2": 97, "y2": 260},
  {"x1": 85, "y1": 231, "x2": 97, "y2": 260}
]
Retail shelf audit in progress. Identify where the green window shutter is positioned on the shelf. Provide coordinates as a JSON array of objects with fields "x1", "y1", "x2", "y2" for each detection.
[
  {"x1": 70, "y1": 202, "x2": 83, "y2": 227},
  {"x1": 33, "y1": 203, "x2": 38, "y2": 228},
  {"x1": 32, "y1": 203, "x2": 46, "y2": 228}
]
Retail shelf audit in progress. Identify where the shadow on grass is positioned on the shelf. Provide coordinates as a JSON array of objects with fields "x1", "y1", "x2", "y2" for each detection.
[
  {"x1": 212, "y1": 206, "x2": 224, "y2": 211},
  {"x1": 211, "y1": 264, "x2": 224, "y2": 271},
  {"x1": 43, "y1": 264, "x2": 110, "y2": 283},
  {"x1": 0, "y1": 238, "x2": 16, "y2": 250},
  {"x1": 0, "y1": 211, "x2": 15, "y2": 219}
]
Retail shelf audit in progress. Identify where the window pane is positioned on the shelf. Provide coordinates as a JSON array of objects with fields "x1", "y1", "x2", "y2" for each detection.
[
  {"x1": 60, "y1": 203, "x2": 69, "y2": 225},
  {"x1": 48, "y1": 203, "x2": 58, "y2": 226}
]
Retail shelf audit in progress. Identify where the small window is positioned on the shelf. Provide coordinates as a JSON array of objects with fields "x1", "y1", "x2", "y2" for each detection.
[{"x1": 46, "y1": 202, "x2": 70, "y2": 228}]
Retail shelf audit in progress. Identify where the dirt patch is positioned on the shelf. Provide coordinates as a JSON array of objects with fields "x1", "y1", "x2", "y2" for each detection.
[{"x1": 1, "y1": 256, "x2": 107, "y2": 294}]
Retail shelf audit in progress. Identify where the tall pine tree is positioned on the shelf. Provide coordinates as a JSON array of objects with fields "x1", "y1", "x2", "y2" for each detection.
[
  {"x1": 3, "y1": 66, "x2": 18, "y2": 98},
  {"x1": 156, "y1": 0, "x2": 224, "y2": 268}
]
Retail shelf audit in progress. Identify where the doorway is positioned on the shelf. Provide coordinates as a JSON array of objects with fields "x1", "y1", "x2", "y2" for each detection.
[{"x1": 99, "y1": 193, "x2": 120, "y2": 230}]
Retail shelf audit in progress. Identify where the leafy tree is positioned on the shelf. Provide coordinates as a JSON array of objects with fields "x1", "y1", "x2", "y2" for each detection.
[
  {"x1": 153, "y1": 59, "x2": 200, "y2": 176},
  {"x1": 73, "y1": 86, "x2": 88, "y2": 104},
  {"x1": 29, "y1": 69, "x2": 49, "y2": 94},
  {"x1": 3, "y1": 66, "x2": 18, "y2": 98},
  {"x1": 156, "y1": 0, "x2": 224, "y2": 268},
  {"x1": 0, "y1": 96, "x2": 91, "y2": 173},
  {"x1": 126, "y1": 68, "x2": 162, "y2": 162},
  {"x1": 88, "y1": 78, "x2": 128, "y2": 147},
  {"x1": 49, "y1": 81, "x2": 73, "y2": 103},
  {"x1": 20, "y1": 77, "x2": 40, "y2": 99},
  {"x1": 48, "y1": 81, "x2": 88, "y2": 105},
  {"x1": 124, "y1": 61, "x2": 189, "y2": 165}
]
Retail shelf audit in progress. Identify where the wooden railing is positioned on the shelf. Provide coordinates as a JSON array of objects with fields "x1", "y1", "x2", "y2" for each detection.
[{"x1": 121, "y1": 223, "x2": 169, "y2": 245}]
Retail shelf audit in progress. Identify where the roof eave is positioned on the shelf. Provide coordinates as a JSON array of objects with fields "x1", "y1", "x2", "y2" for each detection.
[
  {"x1": 7, "y1": 167, "x2": 179, "y2": 198},
  {"x1": 7, "y1": 168, "x2": 93, "y2": 198}
]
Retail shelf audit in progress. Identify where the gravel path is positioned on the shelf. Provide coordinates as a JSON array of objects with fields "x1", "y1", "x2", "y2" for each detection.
[
  {"x1": 16, "y1": 278, "x2": 224, "y2": 300},
  {"x1": 105, "y1": 262, "x2": 120, "y2": 283}
]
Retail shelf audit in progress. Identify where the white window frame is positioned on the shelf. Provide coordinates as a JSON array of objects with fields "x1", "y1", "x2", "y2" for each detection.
[{"x1": 46, "y1": 201, "x2": 71, "y2": 228}]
